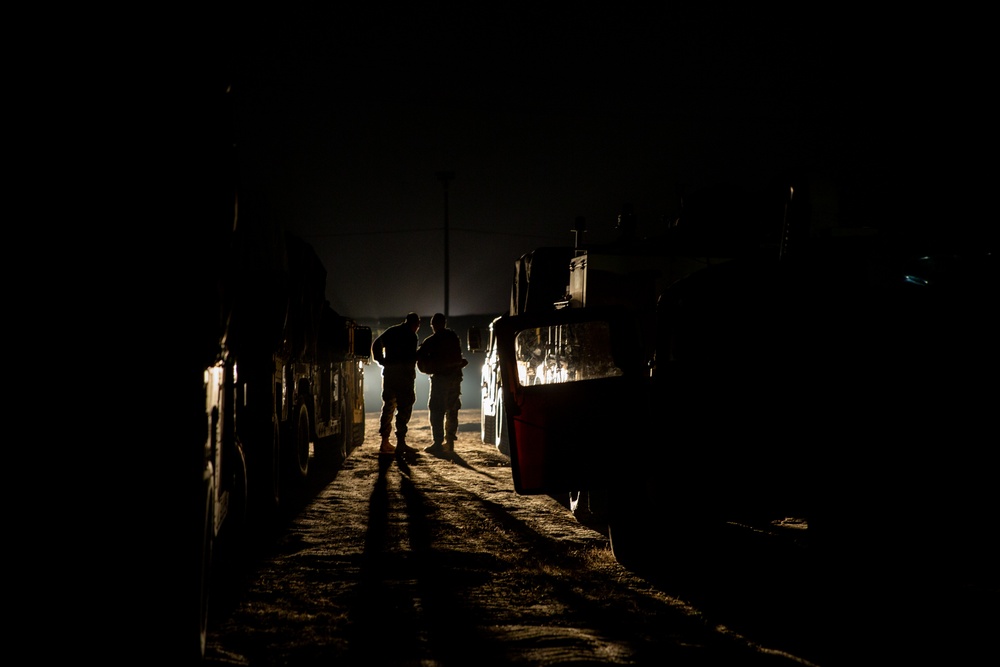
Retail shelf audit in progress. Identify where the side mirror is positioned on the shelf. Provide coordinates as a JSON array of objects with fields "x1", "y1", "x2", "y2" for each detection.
[
  {"x1": 467, "y1": 326, "x2": 483, "y2": 353},
  {"x1": 353, "y1": 326, "x2": 373, "y2": 361}
]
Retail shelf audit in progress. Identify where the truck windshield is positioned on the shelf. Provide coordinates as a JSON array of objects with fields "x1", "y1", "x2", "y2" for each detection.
[{"x1": 514, "y1": 320, "x2": 623, "y2": 386}]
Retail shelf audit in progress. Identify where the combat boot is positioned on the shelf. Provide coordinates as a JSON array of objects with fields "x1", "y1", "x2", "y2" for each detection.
[
  {"x1": 379, "y1": 436, "x2": 395, "y2": 455},
  {"x1": 424, "y1": 442, "x2": 446, "y2": 456},
  {"x1": 396, "y1": 439, "x2": 420, "y2": 459}
]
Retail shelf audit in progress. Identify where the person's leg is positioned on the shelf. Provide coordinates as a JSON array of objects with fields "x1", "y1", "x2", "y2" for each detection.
[
  {"x1": 427, "y1": 378, "x2": 446, "y2": 449},
  {"x1": 443, "y1": 381, "x2": 462, "y2": 453},
  {"x1": 395, "y1": 378, "x2": 416, "y2": 447},
  {"x1": 379, "y1": 403, "x2": 396, "y2": 438},
  {"x1": 429, "y1": 410, "x2": 445, "y2": 447},
  {"x1": 379, "y1": 383, "x2": 397, "y2": 453},
  {"x1": 444, "y1": 409, "x2": 458, "y2": 444}
]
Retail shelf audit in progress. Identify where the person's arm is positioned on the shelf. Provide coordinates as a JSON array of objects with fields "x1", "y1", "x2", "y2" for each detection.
[{"x1": 371, "y1": 333, "x2": 385, "y2": 365}]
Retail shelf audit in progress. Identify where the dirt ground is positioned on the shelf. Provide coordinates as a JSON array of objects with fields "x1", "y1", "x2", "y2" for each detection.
[
  {"x1": 202, "y1": 409, "x2": 997, "y2": 667},
  {"x1": 202, "y1": 409, "x2": 830, "y2": 666}
]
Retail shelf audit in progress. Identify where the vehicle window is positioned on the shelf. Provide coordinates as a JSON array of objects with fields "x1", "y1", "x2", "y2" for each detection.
[{"x1": 514, "y1": 321, "x2": 623, "y2": 386}]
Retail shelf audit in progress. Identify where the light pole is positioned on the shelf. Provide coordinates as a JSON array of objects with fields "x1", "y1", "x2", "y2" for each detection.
[{"x1": 436, "y1": 170, "x2": 455, "y2": 317}]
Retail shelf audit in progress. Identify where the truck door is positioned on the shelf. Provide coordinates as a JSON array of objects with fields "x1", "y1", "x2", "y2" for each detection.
[{"x1": 492, "y1": 306, "x2": 645, "y2": 495}]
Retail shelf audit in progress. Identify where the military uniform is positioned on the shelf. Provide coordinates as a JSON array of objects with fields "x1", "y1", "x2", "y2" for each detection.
[
  {"x1": 417, "y1": 315, "x2": 468, "y2": 456},
  {"x1": 371, "y1": 314, "x2": 421, "y2": 456}
]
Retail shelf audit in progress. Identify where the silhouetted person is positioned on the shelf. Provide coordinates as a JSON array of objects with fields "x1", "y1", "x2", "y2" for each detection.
[
  {"x1": 416, "y1": 313, "x2": 468, "y2": 458},
  {"x1": 371, "y1": 312, "x2": 422, "y2": 459}
]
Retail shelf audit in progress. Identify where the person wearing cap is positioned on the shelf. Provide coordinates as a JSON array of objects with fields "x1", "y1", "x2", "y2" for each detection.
[
  {"x1": 371, "y1": 312, "x2": 422, "y2": 459},
  {"x1": 416, "y1": 312, "x2": 468, "y2": 458}
]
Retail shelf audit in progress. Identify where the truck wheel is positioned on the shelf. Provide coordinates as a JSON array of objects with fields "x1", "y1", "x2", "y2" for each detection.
[
  {"x1": 482, "y1": 412, "x2": 495, "y2": 445},
  {"x1": 609, "y1": 495, "x2": 720, "y2": 574},
  {"x1": 195, "y1": 470, "x2": 214, "y2": 664},
  {"x1": 607, "y1": 509, "x2": 650, "y2": 570},
  {"x1": 268, "y1": 419, "x2": 281, "y2": 511},
  {"x1": 245, "y1": 415, "x2": 281, "y2": 521},
  {"x1": 313, "y1": 408, "x2": 348, "y2": 467},
  {"x1": 336, "y1": 410, "x2": 349, "y2": 463},
  {"x1": 495, "y1": 398, "x2": 510, "y2": 456},
  {"x1": 286, "y1": 401, "x2": 311, "y2": 481},
  {"x1": 606, "y1": 483, "x2": 679, "y2": 571},
  {"x1": 570, "y1": 490, "x2": 610, "y2": 536},
  {"x1": 223, "y1": 439, "x2": 249, "y2": 533}
]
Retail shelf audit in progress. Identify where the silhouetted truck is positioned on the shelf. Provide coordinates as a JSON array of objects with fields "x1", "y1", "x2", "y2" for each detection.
[
  {"x1": 473, "y1": 190, "x2": 785, "y2": 457},
  {"x1": 190, "y1": 219, "x2": 371, "y2": 663},
  {"x1": 489, "y1": 183, "x2": 996, "y2": 578},
  {"x1": 159, "y1": 79, "x2": 372, "y2": 665}
]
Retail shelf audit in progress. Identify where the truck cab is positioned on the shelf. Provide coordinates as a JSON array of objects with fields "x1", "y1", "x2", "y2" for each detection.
[
  {"x1": 470, "y1": 247, "x2": 575, "y2": 456},
  {"x1": 492, "y1": 223, "x2": 997, "y2": 575}
]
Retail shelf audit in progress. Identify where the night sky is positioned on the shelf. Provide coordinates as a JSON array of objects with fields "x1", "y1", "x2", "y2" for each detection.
[{"x1": 206, "y1": 7, "x2": 990, "y2": 319}]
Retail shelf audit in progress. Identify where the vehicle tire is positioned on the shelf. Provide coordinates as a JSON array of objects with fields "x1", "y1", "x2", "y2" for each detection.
[
  {"x1": 606, "y1": 479, "x2": 693, "y2": 572},
  {"x1": 606, "y1": 506, "x2": 651, "y2": 570},
  {"x1": 286, "y1": 401, "x2": 311, "y2": 481},
  {"x1": 609, "y1": 492, "x2": 720, "y2": 574},
  {"x1": 495, "y1": 396, "x2": 510, "y2": 456},
  {"x1": 268, "y1": 418, "x2": 281, "y2": 511},
  {"x1": 350, "y1": 413, "x2": 363, "y2": 453},
  {"x1": 245, "y1": 412, "x2": 281, "y2": 521},
  {"x1": 195, "y1": 469, "x2": 214, "y2": 664},
  {"x1": 482, "y1": 412, "x2": 495, "y2": 446},
  {"x1": 313, "y1": 406, "x2": 348, "y2": 468},
  {"x1": 336, "y1": 409, "x2": 349, "y2": 463},
  {"x1": 226, "y1": 438, "x2": 249, "y2": 531},
  {"x1": 569, "y1": 490, "x2": 610, "y2": 536}
]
